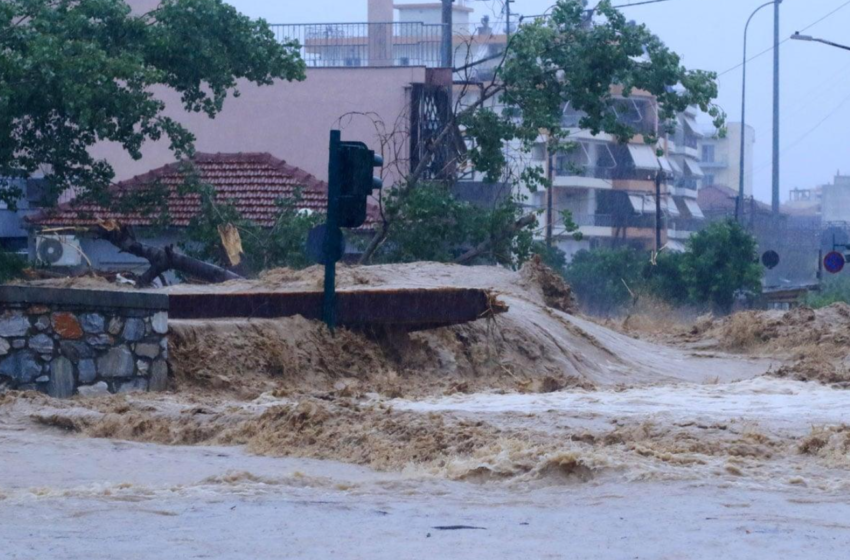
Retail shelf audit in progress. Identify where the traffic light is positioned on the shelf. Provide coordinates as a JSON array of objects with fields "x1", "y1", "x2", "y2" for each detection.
[{"x1": 338, "y1": 141, "x2": 383, "y2": 229}]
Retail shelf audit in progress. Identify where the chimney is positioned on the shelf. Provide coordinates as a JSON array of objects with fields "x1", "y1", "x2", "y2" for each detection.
[
  {"x1": 368, "y1": 0, "x2": 394, "y2": 23},
  {"x1": 368, "y1": 0, "x2": 394, "y2": 66}
]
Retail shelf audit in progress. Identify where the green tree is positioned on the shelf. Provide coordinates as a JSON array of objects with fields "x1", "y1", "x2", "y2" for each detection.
[
  {"x1": 680, "y1": 220, "x2": 762, "y2": 312},
  {"x1": 0, "y1": 250, "x2": 26, "y2": 283},
  {"x1": 361, "y1": 0, "x2": 724, "y2": 263},
  {"x1": 183, "y1": 186, "x2": 322, "y2": 271},
  {"x1": 0, "y1": 0, "x2": 305, "y2": 208},
  {"x1": 564, "y1": 247, "x2": 647, "y2": 314}
]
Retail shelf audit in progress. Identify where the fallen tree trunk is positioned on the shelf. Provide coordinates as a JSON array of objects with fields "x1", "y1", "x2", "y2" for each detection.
[
  {"x1": 94, "y1": 223, "x2": 243, "y2": 287},
  {"x1": 453, "y1": 214, "x2": 537, "y2": 265}
]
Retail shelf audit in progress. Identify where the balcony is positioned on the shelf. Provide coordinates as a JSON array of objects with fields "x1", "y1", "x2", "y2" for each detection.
[
  {"x1": 272, "y1": 22, "x2": 445, "y2": 68},
  {"x1": 700, "y1": 156, "x2": 728, "y2": 169}
]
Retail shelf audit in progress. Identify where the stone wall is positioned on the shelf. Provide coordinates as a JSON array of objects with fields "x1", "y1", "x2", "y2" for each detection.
[{"x1": 0, "y1": 286, "x2": 169, "y2": 397}]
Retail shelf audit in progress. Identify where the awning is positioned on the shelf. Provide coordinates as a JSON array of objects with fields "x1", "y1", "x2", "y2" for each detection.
[
  {"x1": 684, "y1": 198, "x2": 705, "y2": 219},
  {"x1": 658, "y1": 156, "x2": 674, "y2": 174},
  {"x1": 681, "y1": 115, "x2": 702, "y2": 136},
  {"x1": 666, "y1": 240, "x2": 687, "y2": 253},
  {"x1": 668, "y1": 158, "x2": 683, "y2": 175},
  {"x1": 667, "y1": 196, "x2": 681, "y2": 216},
  {"x1": 684, "y1": 159, "x2": 705, "y2": 178},
  {"x1": 628, "y1": 145, "x2": 661, "y2": 171},
  {"x1": 628, "y1": 194, "x2": 657, "y2": 214}
]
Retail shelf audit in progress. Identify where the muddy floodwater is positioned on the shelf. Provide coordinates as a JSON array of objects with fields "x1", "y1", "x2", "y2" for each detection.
[{"x1": 5, "y1": 263, "x2": 850, "y2": 558}]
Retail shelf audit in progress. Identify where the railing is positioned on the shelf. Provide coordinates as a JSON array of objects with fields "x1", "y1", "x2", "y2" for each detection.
[
  {"x1": 674, "y1": 177, "x2": 699, "y2": 190},
  {"x1": 272, "y1": 22, "x2": 446, "y2": 68},
  {"x1": 554, "y1": 164, "x2": 616, "y2": 180},
  {"x1": 669, "y1": 218, "x2": 706, "y2": 232},
  {"x1": 700, "y1": 155, "x2": 728, "y2": 168}
]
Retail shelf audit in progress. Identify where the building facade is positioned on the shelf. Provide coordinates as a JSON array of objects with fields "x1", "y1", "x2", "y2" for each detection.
[{"x1": 697, "y1": 122, "x2": 755, "y2": 195}]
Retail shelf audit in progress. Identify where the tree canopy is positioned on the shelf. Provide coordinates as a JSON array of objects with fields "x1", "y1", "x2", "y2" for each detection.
[
  {"x1": 362, "y1": 0, "x2": 724, "y2": 263},
  {"x1": 0, "y1": 0, "x2": 305, "y2": 208}
]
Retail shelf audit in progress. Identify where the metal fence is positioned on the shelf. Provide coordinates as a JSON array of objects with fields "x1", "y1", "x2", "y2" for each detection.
[{"x1": 272, "y1": 22, "x2": 446, "y2": 68}]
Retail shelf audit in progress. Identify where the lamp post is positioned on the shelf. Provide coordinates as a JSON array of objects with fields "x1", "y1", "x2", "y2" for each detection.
[
  {"x1": 738, "y1": 1, "x2": 774, "y2": 224},
  {"x1": 791, "y1": 32, "x2": 850, "y2": 52}
]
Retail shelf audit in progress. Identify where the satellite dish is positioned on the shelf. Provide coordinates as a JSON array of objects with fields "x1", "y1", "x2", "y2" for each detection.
[{"x1": 37, "y1": 238, "x2": 65, "y2": 264}]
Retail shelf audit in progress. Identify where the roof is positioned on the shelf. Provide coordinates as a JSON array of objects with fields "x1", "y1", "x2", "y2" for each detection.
[
  {"x1": 28, "y1": 153, "x2": 340, "y2": 229},
  {"x1": 697, "y1": 184, "x2": 772, "y2": 215}
]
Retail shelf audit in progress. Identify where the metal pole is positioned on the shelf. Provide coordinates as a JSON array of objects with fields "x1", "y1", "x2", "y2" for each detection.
[
  {"x1": 323, "y1": 130, "x2": 342, "y2": 333},
  {"x1": 441, "y1": 0, "x2": 452, "y2": 68},
  {"x1": 655, "y1": 172, "x2": 662, "y2": 251},
  {"x1": 772, "y1": 0, "x2": 781, "y2": 216},
  {"x1": 546, "y1": 149, "x2": 554, "y2": 247},
  {"x1": 740, "y1": 1, "x2": 773, "y2": 225}
]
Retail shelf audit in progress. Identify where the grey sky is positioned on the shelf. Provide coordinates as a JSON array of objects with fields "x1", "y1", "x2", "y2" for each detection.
[{"x1": 227, "y1": 0, "x2": 850, "y2": 204}]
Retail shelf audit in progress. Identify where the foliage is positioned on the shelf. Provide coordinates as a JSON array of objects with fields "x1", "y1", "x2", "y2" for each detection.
[
  {"x1": 365, "y1": 0, "x2": 724, "y2": 263},
  {"x1": 564, "y1": 247, "x2": 647, "y2": 315},
  {"x1": 803, "y1": 277, "x2": 850, "y2": 309},
  {"x1": 0, "y1": 250, "x2": 26, "y2": 283},
  {"x1": 680, "y1": 220, "x2": 762, "y2": 313},
  {"x1": 564, "y1": 221, "x2": 762, "y2": 314},
  {"x1": 183, "y1": 186, "x2": 322, "y2": 272},
  {"x1": 370, "y1": 183, "x2": 533, "y2": 266},
  {"x1": 459, "y1": 0, "x2": 724, "y2": 194},
  {"x1": 0, "y1": 0, "x2": 305, "y2": 209}
]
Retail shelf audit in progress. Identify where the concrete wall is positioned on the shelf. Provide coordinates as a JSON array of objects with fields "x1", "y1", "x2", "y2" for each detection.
[
  {"x1": 90, "y1": 67, "x2": 426, "y2": 187},
  {"x1": 0, "y1": 287, "x2": 169, "y2": 397}
]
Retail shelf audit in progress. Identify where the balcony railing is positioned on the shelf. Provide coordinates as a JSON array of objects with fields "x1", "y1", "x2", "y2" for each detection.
[
  {"x1": 674, "y1": 177, "x2": 699, "y2": 190},
  {"x1": 272, "y1": 22, "x2": 446, "y2": 68}
]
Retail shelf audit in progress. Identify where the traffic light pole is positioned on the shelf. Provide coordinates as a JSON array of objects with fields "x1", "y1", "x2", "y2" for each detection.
[{"x1": 323, "y1": 130, "x2": 342, "y2": 333}]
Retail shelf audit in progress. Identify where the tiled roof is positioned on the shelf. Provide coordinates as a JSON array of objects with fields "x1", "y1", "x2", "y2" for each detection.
[{"x1": 28, "y1": 153, "x2": 341, "y2": 228}]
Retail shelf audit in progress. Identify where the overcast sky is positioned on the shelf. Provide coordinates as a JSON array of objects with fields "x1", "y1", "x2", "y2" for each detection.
[{"x1": 226, "y1": 0, "x2": 850, "y2": 204}]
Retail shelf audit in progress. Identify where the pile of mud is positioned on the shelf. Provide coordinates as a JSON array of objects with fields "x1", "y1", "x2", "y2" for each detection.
[
  {"x1": 165, "y1": 262, "x2": 765, "y2": 398},
  {"x1": 688, "y1": 304, "x2": 850, "y2": 357}
]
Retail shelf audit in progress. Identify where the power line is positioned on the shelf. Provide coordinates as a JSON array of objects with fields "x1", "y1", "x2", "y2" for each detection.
[
  {"x1": 745, "y1": 89, "x2": 850, "y2": 183},
  {"x1": 717, "y1": 0, "x2": 850, "y2": 79}
]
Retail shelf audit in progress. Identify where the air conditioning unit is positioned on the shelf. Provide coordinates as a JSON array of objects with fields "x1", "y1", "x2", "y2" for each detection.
[{"x1": 36, "y1": 235, "x2": 82, "y2": 267}]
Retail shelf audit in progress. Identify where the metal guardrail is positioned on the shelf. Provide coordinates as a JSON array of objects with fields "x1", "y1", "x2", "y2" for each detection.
[{"x1": 272, "y1": 22, "x2": 447, "y2": 68}]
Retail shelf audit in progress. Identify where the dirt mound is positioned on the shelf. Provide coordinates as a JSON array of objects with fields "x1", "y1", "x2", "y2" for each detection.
[
  {"x1": 771, "y1": 356, "x2": 850, "y2": 387},
  {"x1": 519, "y1": 256, "x2": 576, "y2": 313},
  {"x1": 701, "y1": 304, "x2": 850, "y2": 356},
  {"x1": 163, "y1": 263, "x2": 768, "y2": 396}
]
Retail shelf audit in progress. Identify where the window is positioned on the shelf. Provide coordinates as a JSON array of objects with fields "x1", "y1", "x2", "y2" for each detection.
[
  {"x1": 703, "y1": 174, "x2": 715, "y2": 187},
  {"x1": 701, "y1": 145, "x2": 715, "y2": 163}
]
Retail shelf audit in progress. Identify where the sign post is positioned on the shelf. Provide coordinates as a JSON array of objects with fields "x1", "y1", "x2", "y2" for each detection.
[
  {"x1": 323, "y1": 130, "x2": 343, "y2": 332},
  {"x1": 314, "y1": 130, "x2": 383, "y2": 334}
]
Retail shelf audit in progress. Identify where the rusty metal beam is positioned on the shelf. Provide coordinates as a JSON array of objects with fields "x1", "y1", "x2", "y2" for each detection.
[{"x1": 168, "y1": 288, "x2": 505, "y2": 331}]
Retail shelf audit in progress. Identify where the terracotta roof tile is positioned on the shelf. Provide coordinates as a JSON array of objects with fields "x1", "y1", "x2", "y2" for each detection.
[{"x1": 27, "y1": 153, "x2": 377, "y2": 229}]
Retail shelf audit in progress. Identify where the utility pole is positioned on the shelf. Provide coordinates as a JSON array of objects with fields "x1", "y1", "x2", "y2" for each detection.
[
  {"x1": 505, "y1": 0, "x2": 513, "y2": 37},
  {"x1": 772, "y1": 0, "x2": 781, "y2": 216},
  {"x1": 441, "y1": 0, "x2": 453, "y2": 68},
  {"x1": 655, "y1": 172, "x2": 663, "y2": 251}
]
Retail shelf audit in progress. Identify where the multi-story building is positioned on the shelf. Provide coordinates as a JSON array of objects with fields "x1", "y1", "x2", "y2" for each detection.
[{"x1": 696, "y1": 122, "x2": 755, "y2": 194}]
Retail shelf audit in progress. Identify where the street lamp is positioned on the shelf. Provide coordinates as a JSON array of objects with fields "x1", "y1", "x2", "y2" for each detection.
[
  {"x1": 738, "y1": 1, "x2": 775, "y2": 223},
  {"x1": 791, "y1": 32, "x2": 850, "y2": 52}
]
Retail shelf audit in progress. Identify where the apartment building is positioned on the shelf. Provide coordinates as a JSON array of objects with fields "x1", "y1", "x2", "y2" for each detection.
[{"x1": 696, "y1": 122, "x2": 755, "y2": 195}]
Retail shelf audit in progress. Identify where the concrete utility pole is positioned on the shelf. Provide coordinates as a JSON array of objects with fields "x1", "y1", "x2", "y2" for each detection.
[
  {"x1": 505, "y1": 0, "x2": 513, "y2": 37},
  {"x1": 442, "y1": 0, "x2": 453, "y2": 68},
  {"x1": 772, "y1": 0, "x2": 782, "y2": 216}
]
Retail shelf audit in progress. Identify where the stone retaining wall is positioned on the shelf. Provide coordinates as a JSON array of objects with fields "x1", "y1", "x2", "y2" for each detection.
[{"x1": 0, "y1": 287, "x2": 169, "y2": 397}]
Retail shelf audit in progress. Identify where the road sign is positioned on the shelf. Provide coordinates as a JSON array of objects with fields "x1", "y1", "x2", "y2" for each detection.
[
  {"x1": 307, "y1": 224, "x2": 344, "y2": 265},
  {"x1": 824, "y1": 251, "x2": 846, "y2": 274},
  {"x1": 761, "y1": 250, "x2": 780, "y2": 270}
]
